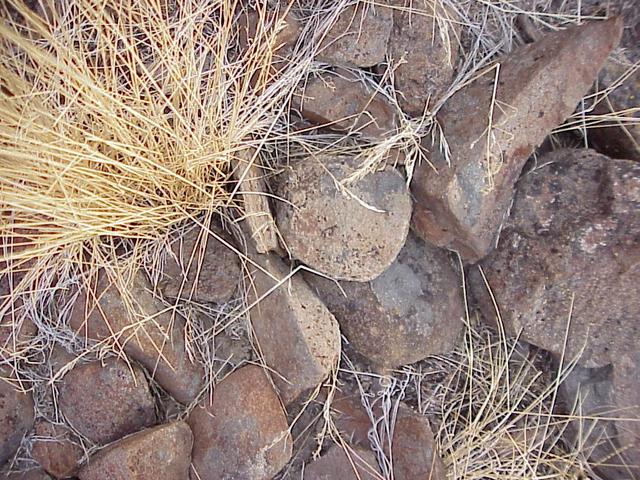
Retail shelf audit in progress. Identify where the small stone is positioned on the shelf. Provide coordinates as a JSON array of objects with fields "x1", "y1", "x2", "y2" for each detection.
[
  {"x1": 317, "y1": 2, "x2": 392, "y2": 67},
  {"x1": 158, "y1": 223, "x2": 240, "y2": 303},
  {"x1": 31, "y1": 419, "x2": 83, "y2": 478},
  {"x1": 248, "y1": 253, "x2": 340, "y2": 404},
  {"x1": 330, "y1": 393, "x2": 377, "y2": 448},
  {"x1": 69, "y1": 270, "x2": 204, "y2": 404},
  {"x1": 77, "y1": 421, "x2": 192, "y2": 480},
  {"x1": 304, "y1": 445, "x2": 380, "y2": 479},
  {"x1": 387, "y1": 0, "x2": 460, "y2": 115},
  {"x1": 275, "y1": 156, "x2": 412, "y2": 281},
  {"x1": 0, "y1": 378, "x2": 34, "y2": 465},
  {"x1": 470, "y1": 149, "x2": 639, "y2": 368},
  {"x1": 58, "y1": 357, "x2": 156, "y2": 445},
  {"x1": 298, "y1": 70, "x2": 397, "y2": 139},
  {"x1": 306, "y1": 232, "x2": 463, "y2": 368},
  {"x1": 188, "y1": 365, "x2": 292, "y2": 480},
  {"x1": 411, "y1": 18, "x2": 624, "y2": 262}
]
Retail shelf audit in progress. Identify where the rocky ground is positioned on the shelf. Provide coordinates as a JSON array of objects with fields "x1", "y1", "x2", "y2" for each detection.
[{"x1": 0, "y1": 0, "x2": 639, "y2": 479}]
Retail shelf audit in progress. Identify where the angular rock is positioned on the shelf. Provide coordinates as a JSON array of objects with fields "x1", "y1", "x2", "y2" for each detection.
[
  {"x1": 58, "y1": 357, "x2": 156, "y2": 445},
  {"x1": 388, "y1": 0, "x2": 460, "y2": 115},
  {"x1": 306, "y1": 232, "x2": 463, "y2": 368},
  {"x1": 31, "y1": 419, "x2": 83, "y2": 478},
  {"x1": 188, "y1": 365, "x2": 292, "y2": 480},
  {"x1": 470, "y1": 149, "x2": 640, "y2": 368},
  {"x1": 317, "y1": 2, "x2": 392, "y2": 67},
  {"x1": 158, "y1": 223, "x2": 240, "y2": 303},
  {"x1": 0, "y1": 379, "x2": 34, "y2": 465},
  {"x1": 304, "y1": 445, "x2": 380, "y2": 479},
  {"x1": 248, "y1": 253, "x2": 340, "y2": 404},
  {"x1": 411, "y1": 18, "x2": 624, "y2": 262},
  {"x1": 298, "y1": 70, "x2": 397, "y2": 140},
  {"x1": 69, "y1": 270, "x2": 204, "y2": 404},
  {"x1": 77, "y1": 421, "x2": 192, "y2": 480},
  {"x1": 275, "y1": 156, "x2": 412, "y2": 281}
]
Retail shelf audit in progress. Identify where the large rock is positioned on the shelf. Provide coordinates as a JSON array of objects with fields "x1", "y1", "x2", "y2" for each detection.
[
  {"x1": 306, "y1": 232, "x2": 463, "y2": 368},
  {"x1": 275, "y1": 156, "x2": 412, "y2": 281},
  {"x1": 469, "y1": 149, "x2": 640, "y2": 368},
  {"x1": 612, "y1": 351, "x2": 640, "y2": 476},
  {"x1": 58, "y1": 357, "x2": 156, "y2": 445},
  {"x1": 31, "y1": 419, "x2": 83, "y2": 478},
  {"x1": 248, "y1": 253, "x2": 340, "y2": 404},
  {"x1": 317, "y1": 2, "x2": 392, "y2": 67},
  {"x1": 387, "y1": 0, "x2": 460, "y2": 115},
  {"x1": 411, "y1": 18, "x2": 624, "y2": 262},
  {"x1": 69, "y1": 270, "x2": 204, "y2": 404},
  {"x1": 77, "y1": 421, "x2": 192, "y2": 480},
  {"x1": 0, "y1": 379, "x2": 33, "y2": 465},
  {"x1": 188, "y1": 365, "x2": 292, "y2": 480},
  {"x1": 304, "y1": 445, "x2": 380, "y2": 479}
]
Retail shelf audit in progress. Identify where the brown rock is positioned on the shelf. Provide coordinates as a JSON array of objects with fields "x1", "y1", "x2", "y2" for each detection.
[
  {"x1": 317, "y1": 2, "x2": 392, "y2": 67},
  {"x1": 158, "y1": 223, "x2": 240, "y2": 303},
  {"x1": 248, "y1": 253, "x2": 340, "y2": 404},
  {"x1": 304, "y1": 445, "x2": 380, "y2": 479},
  {"x1": 411, "y1": 18, "x2": 624, "y2": 262},
  {"x1": 31, "y1": 419, "x2": 83, "y2": 478},
  {"x1": 77, "y1": 421, "x2": 192, "y2": 480},
  {"x1": 306, "y1": 232, "x2": 463, "y2": 368},
  {"x1": 1, "y1": 469, "x2": 51, "y2": 480},
  {"x1": 69, "y1": 270, "x2": 204, "y2": 404},
  {"x1": 612, "y1": 351, "x2": 640, "y2": 475},
  {"x1": 298, "y1": 70, "x2": 397, "y2": 139},
  {"x1": 275, "y1": 156, "x2": 412, "y2": 281},
  {"x1": 330, "y1": 393, "x2": 377, "y2": 448},
  {"x1": 58, "y1": 357, "x2": 155, "y2": 445},
  {"x1": 188, "y1": 365, "x2": 292, "y2": 480},
  {"x1": 0, "y1": 379, "x2": 34, "y2": 465},
  {"x1": 388, "y1": 0, "x2": 460, "y2": 115},
  {"x1": 469, "y1": 149, "x2": 640, "y2": 368}
]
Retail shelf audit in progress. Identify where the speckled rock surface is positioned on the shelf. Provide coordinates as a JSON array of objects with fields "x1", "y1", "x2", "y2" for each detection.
[
  {"x1": 0, "y1": 378, "x2": 33, "y2": 465},
  {"x1": 31, "y1": 419, "x2": 84, "y2": 478},
  {"x1": 304, "y1": 445, "x2": 380, "y2": 479}
]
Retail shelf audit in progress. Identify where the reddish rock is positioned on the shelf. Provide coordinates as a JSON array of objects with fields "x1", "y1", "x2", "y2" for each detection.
[
  {"x1": 69, "y1": 270, "x2": 204, "y2": 404},
  {"x1": 58, "y1": 357, "x2": 156, "y2": 445},
  {"x1": 77, "y1": 421, "x2": 192, "y2": 480},
  {"x1": 411, "y1": 18, "x2": 624, "y2": 262},
  {"x1": 1, "y1": 469, "x2": 51, "y2": 480},
  {"x1": 298, "y1": 70, "x2": 397, "y2": 139},
  {"x1": 317, "y1": 2, "x2": 392, "y2": 67},
  {"x1": 330, "y1": 393, "x2": 376, "y2": 448},
  {"x1": 470, "y1": 149, "x2": 639, "y2": 368},
  {"x1": 306, "y1": 232, "x2": 463, "y2": 368},
  {"x1": 304, "y1": 445, "x2": 380, "y2": 479},
  {"x1": 0, "y1": 379, "x2": 34, "y2": 465},
  {"x1": 188, "y1": 365, "x2": 292, "y2": 480},
  {"x1": 275, "y1": 156, "x2": 412, "y2": 281},
  {"x1": 31, "y1": 419, "x2": 83, "y2": 478},
  {"x1": 158, "y1": 223, "x2": 240, "y2": 303},
  {"x1": 388, "y1": 0, "x2": 460, "y2": 115},
  {"x1": 248, "y1": 254, "x2": 340, "y2": 404}
]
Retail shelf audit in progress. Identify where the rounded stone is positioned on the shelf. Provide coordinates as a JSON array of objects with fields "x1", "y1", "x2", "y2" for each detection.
[
  {"x1": 31, "y1": 419, "x2": 83, "y2": 478},
  {"x1": 0, "y1": 378, "x2": 34, "y2": 465}
]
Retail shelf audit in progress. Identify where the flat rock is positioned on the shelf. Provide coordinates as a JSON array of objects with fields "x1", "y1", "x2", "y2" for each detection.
[
  {"x1": 31, "y1": 419, "x2": 83, "y2": 478},
  {"x1": 0, "y1": 379, "x2": 34, "y2": 465},
  {"x1": 411, "y1": 18, "x2": 624, "y2": 262},
  {"x1": 387, "y1": 0, "x2": 460, "y2": 115},
  {"x1": 306, "y1": 232, "x2": 463, "y2": 368},
  {"x1": 69, "y1": 270, "x2": 204, "y2": 404},
  {"x1": 188, "y1": 365, "x2": 292, "y2": 480},
  {"x1": 298, "y1": 70, "x2": 397, "y2": 139},
  {"x1": 275, "y1": 156, "x2": 412, "y2": 281},
  {"x1": 158, "y1": 223, "x2": 240, "y2": 303},
  {"x1": 304, "y1": 445, "x2": 380, "y2": 479},
  {"x1": 58, "y1": 357, "x2": 156, "y2": 445},
  {"x1": 469, "y1": 149, "x2": 640, "y2": 368},
  {"x1": 248, "y1": 253, "x2": 340, "y2": 404},
  {"x1": 317, "y1": 2, "x2": 392, "y2": 67},
  {"x1": 77, "y1": 421, "x2": 192, "y2": 480}
]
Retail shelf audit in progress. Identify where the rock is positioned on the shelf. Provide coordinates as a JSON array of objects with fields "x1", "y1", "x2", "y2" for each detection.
[
  {"x1": 317, "y1": 2, "x2": 392, "y2": 67},
  {"x1": 387, "y1": 0, "x2": 460, "y2": 115},
  {"x1": 31, "y1": 419, "x2": 83, "y2": 478},
  {"x1": 612, "y1": 351, "x2": 640, "y2": 475},
  {"x1": 330, "y1": 393, "x2": 374, "y2": 448},
  {"x1": 411, "y1": 18, "x2": 624, "y2": 262},
  {"x1": 275, "y1": 156, "x2": 412, "y2": 281},
  {"x1": 77, "y1": 421, "x2": 192, "y2": 480},
  {"x1": 469, "y1": 149, "x2": 640, "y2": 368},
  {"x1": 248, "y1": 253, "x2": 340, "y2": 404},
  {"x1": 298, "y1": 70, "x2": 398, "y2": 139},
  {"x1": 304, "y1": 445, "x2": 380, "y2": 479},
  {"x1": 306, "y1": 232, "x2": 463, "y2": 368},
  {"x1": 0, "y1": 378, "x2": 34, "y2": 465},
  {"x1": 158, "y1": 223, "x2": 240, "y2": 303},
  {"x1": 188, "y1": 365, "x2": 292, "y2": 480},
  {"x1": 1, "y1": 469, "x2": 51, "y2": 480},
  {"x1": 0, "y1": 272, "x2": 38, "y2": 357},
  {"x1": 69, "y1": 270, "x2": 204, "y2": 404},
  {"x1": 58, "y1": 357, "x2": 156, "y2": 445}
]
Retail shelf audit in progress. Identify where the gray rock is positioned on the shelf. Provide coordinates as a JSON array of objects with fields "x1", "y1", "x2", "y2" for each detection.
[{"x1": 304, "y1": 445, "x2": 380, "y2": 479}]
